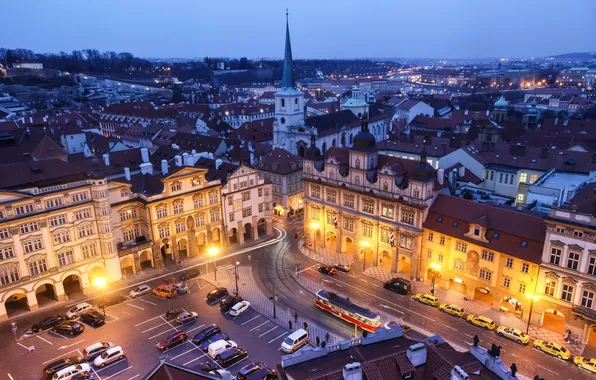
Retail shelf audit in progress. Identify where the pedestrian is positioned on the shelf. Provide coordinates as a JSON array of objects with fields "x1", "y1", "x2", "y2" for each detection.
[
  {"x1": 294, "y1": 312, "x2": 298, "y2": 324},
  {"x1": 289, "y1": 320, "x2": 293, "y2": 330},
  {"x1": 325, "y1": 332, "x2": 330, "y2": 343},
  {"x1": 303, "y1": 321, "x2": 308, "y2": 330},
  {"x1": 316, "y1": 336, "x2": 320, "y2": 346}
]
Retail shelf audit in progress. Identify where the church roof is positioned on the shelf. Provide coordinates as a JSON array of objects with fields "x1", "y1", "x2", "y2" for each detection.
[
  {"x1": 494, "y1": 95, "x2": 508, "y2": 109},
  {"x1": 281, "y1": 11, "x2": 295, "y2": 91}
]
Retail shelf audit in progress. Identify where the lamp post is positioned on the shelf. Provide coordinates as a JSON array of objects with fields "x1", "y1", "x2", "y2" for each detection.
[
  {"x1": 235, "y1": 261, "x2": 240, "y2": 296},
  {"x1": 310, "y1": 222, "x2": 319, "y2": 254},
  {"x1": 208, "y1": 247, "x2": 218, "y2": 281},
  {"x1": 525, "y1": 293, "x2": 539, "y2": 334},
  {"x1": 430, "y1": 263, "x2": 441, "y2": 296},
  {"x1": 361, "y1": 241, "x2": 370, "y2": 272},
  {"x1": 93, "y1": 277, "x2": 107, "y2": 316}
]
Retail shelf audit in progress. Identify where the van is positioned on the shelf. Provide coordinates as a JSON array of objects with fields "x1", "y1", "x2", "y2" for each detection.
[
  {"x1": 208, "y1": 339, "x2": 237, "y2": 359},
  {"x1": 384, "y1": 277, "x2": 411, "y2": 295},
  {"x1": 280, "y1": 329, "x2": 309, "y2": 353},
  {"x1": 152, "y1": 285, "x2": 177, "y2": 299}
]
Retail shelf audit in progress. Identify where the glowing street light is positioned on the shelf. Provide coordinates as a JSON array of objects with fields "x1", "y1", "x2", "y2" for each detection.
[
  {"x1": 93, "y1": 277, "x2": 107, "y2": 316},
  {"x1": 525, "y1": 292, "x2": 539, "y2": 334},
  {"x1": 311, "y1": 222, "x2": 320, "y2": 253},
  {"x1": 208, "y1": 247, "x2": 219, "y2": 281},
  {"x1": 361, "y1": 240, "x2": 371, "y2": 271}
]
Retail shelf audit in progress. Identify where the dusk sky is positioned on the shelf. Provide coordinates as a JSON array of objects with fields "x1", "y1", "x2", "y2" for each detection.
[{"x1": 3, "y1": 0, "x2": 595, "y2": 59}]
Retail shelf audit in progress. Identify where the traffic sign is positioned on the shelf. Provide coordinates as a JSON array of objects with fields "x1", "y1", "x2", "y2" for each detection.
[{"x1": 11, "y1": 325, "x2": 17, "y2": 332}]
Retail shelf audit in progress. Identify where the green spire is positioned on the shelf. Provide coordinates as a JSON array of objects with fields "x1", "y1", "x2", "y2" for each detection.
[{"x1": 281, "y1": 9, "x2": 294, "y2": 89}]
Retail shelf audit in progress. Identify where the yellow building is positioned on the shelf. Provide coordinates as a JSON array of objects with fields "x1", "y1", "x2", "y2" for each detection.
[{"x1": 421, "y1": 195, "x2": 544, "y2": 311}]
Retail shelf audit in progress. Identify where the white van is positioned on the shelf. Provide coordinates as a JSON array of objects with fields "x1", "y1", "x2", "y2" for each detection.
[
  {"x1": 281, "y1": 329, "x2": 309, "y2": 353},
  {"x1": 207, "y1": 339, "x2": 237, "y2": 359}
]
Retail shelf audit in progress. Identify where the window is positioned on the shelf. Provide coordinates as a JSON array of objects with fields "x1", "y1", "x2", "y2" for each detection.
[
  {"x1": 555, "y1": 226, "x2": 565, "y2": 233},
  {"x1": 427, "y1": 249, "x2": 432, "y2": 259},
  {"x1": 122, "y1": 227, "x2": 139, "y2": 242},
  {"x1": 344, "y1": 194, "x2": 355, "y2": 208},
  {"x1": 455, "y1": 241, "x2": 467, "y2": 252},
  {"x1": 242, "y1": 207, "x2": 252, "y2": 218},
  {"x1": 473, "y1": 227, "x2": 480, "y2": 236},
  {"x1": 258, "y1": 203, "x2": 263, "y2": 213},
  {"x1": 120, "y1": 189, "x2": 129, "y2": 198},
  {"x1": 438, "y1": 253, "x2": 444, "y2": 263},
  {"x1": 520, "y1": 241, "x2": 527, "y2": 248},
  {"x1": 0, "y1": 266, "x2": 19, "y2": 286},
  {"x1": 519, "y1": 173, "x2": 527, "y2": 183},
  {"x1": 120, "y1": 209, "x2": 137, "y2": 221},
  {"x1": 452, "y1": 221, "x2": 459, "y2": 227},
  {"x1": 505, "y1": 257, "x2": 514, "y2": 268},
  {"x1": 561, "y1": 284, "x2": 574, "y2": 302},
  {"x1": 574, "y1": 230, "x2": 584, "y2": 238},
  {"x1": 156, "y1": 207, "x2": 168, "y2": 219},
  {"x1": 499, "y1": 173, "x2": 503, "y2": 183},
  {"x1": 242, "y1": 191, "x2": 251, "y2": 201},
  {"x1": 399, "y1": 235, "x2": 412, "y2": 249},
  {"x1": 210, "y1": 210, "x2": 220, "y2": 222},
  {"x1": 567, "y1": 252, "x2": 580, "y2": 270},
  {"x1": 53, "y1": 230, "x2": 71, "y2": 245},
  {"x1": 479, "y1": 269, "x2": 493, "y2": 282},
  {"x1": 0, "y1": 229, "x2": 10, "y2": 240},
  {"x1": 74, "y1": 208, "x2": 91, "y2": 220},
  {"x1": 355, "y1": 158, "x2": 360, "y2": 169},
  {"x1": 362, "y1": 224, "x2": 373, "y2": 238},
  {"x1": 0, "y1": 246, "x2": 15, "y2": 260},
  {"x1": 549, "y1": 248, "x2": 561, "y2": 265},
  {"x1": 588, "y1": 257, "x2": 596, "y2": 276},
  {"x1": 0, "y1": 210, "x2": 4, "y2": 219},
  {"x1": 175, "y1": 221, "x2": 186, "y2": 234},
  {"x1": 401, "y1": 210, "x2": 415, "y2": 225},
  {"x1": 509, "y1": 175, "x2": 514, "y2": 185},
  {"x1": 209, "y1": 192, "x2": 218, "y2": 204},
  {"x1": 413, "y1": 188, "x2": 421, "y2": 199},
  {"x1": 170, "y1": 181, "x2": 182, "y2": 192},
  {"x1": 173, "y1": 202, "x2": 184, "y2": 214},
  {"x1": 503, "y1": 277, "x2": 511, "y2": 288},
  {"x1": 381, "y1": 204, "x2": 394, "y2": 219},
  {"x1": 191, "y1": 176, "x2": 202, "y2": 187},
  {"x1": 326, "y1": 190, "x2": 337, "y2": 203},
  {"x1": 530, "y1": 174, "x2": 538, "y2": 184},
  {"x1": 195, "y1": 214, "x2": 205, "y2": 227},
  {"x1": 78, "y1": 224, "x2": 93, "y2": 239},
  {"x1": 195, "y1": 196, "x2": 204, "y2": 209},
  {"x1": 380, "y1": 229, "x2": 391, "y2": 243},
  {"x1": 57, "y1": 250, "x2": 74, "y2": 267},
  {"x1": 159, "y1": 225, "x2": 170, "y2": 239},
  {"x1": 481, "y1": 250, "x2": 494, "y2": 262},
  {"x1": 19, "y1": 222, "x2": 40, "y2": 234},
  {"x1": 439, "y1": 236, "x2": 445, "y2": 246},
  {"x1": 545, "y1": 279, "x2": 556, "y2": 297},
  {"x1": 311, "y1": 207, "x2": 320, "y2": 220},
  {"x1": 428, "y1": 232, "x2": 434, "y2": 242},
  {"x1": 518, "y1": 262, "x2": 529, "y2": 274},
  {"x1": 355, "y1": 176, "x2": 360, "y2": 185},
  {"x1": 343, "y1": 218, "x2": 354, "y2": 232},
  {"x1": 363, "y1": 200, "x2": 374, "y2": 214},
  {"x1": 454, "y1": 259, "x2": 465, "y2": 271},
  {"x1": 517, "y1": 194, "x2": 524, "y2": 203},
  {"x1": 437, "y1": 217, "x2": 443, "y2": 223},
  {"x1": 493, "y1": 232, "x2": 499, "y2": 239},
  {"x1": 229, "y1": 212, "x2": 235, "y2": 222},
  {"x1": 264, "y1": 187, "x2": 269, "y2": 196},
  {"x1": 45, "y1": 197, "x2": 64, "y2": 209},
  {"x1": 28, "y1": 258, "x2": 48, "y2": 276},
  {"x1": 71, "y1": 192, "x2": 89, "y2": 203},
  {"x1": 15, "y1": 204, "x2": 35, "y2": 215},
  {"x1": 581, "y1": 290, "x2": 594, "y2": 309}
]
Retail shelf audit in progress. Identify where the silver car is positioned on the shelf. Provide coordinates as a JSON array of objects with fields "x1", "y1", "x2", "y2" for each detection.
[
  {"x1": 129, "y1": 284, "x2": 151, "y2": 298},
  {"x1": 176, "y1": 311, "x2": 199, "y2": 325}
]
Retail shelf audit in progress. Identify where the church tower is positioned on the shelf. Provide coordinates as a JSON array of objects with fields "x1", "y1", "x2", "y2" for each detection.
[{"x1": 273, "y1": 10, "x2": 305, "y2": 156}]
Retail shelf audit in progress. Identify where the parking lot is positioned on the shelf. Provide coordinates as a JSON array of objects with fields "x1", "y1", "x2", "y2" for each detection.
[{"x1": 0, "y1": 275, "x2": 301, "y2": 379}]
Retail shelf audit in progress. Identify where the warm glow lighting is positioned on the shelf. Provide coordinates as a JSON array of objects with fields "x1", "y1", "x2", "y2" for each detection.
[
  {"x1": 361, "y1": 241, "x2": 370, "y2": 247},
  {"x1": 93, "y1": 277, "x2": 107, "y2": 288},
  {"x1": 430, "y1": 263, "x2": 441, "y2": 271},
  {"x1": 454, "y1": 277, "x2": 463, "y2": 284},
  {"x1": 310, "y1": 222, "x2": 319, "y2": 230},
  {"x1": 526, "y1": 293, "x2": 539, "y2": 301},
  {"x1": 208, "y1": 247, "x2": 218, "y2": 256}
]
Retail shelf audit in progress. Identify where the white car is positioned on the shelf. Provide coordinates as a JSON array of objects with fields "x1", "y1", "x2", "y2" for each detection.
[
  {"x1": 65, "y1": 302, "x2": 93, "y2": 320},
  {"x1": 52, "y1": 363, "x2": 91, "y2": 380},
  {"x1": 176, "y1": 311, "x2": 199, "y2": 324},
  {"x1": 93, "y1": 346, "x2": 126, "y2": 367},
  {"x1": 129, "y1": 284, "x2": 151, "y2": 298},
  {"x1": 229, "y1": 301, "x2": 251, "y2": 316}
]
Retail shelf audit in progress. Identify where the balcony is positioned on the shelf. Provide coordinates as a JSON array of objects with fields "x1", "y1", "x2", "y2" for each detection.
[
  {"x1": 572, "y1": 304, "x2": 596, "y2": 322},
  {"x1": 117, "y1": 235, "x2": 153, "y2": 256}
]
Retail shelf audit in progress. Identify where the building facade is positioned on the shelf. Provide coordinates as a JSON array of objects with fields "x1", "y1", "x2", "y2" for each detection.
[{"x1": 256, "y1": 148, "x2": 304, "y2": 215}]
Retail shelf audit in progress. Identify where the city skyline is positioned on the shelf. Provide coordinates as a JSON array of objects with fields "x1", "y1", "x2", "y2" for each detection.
[{"x1": 3, "y1": 0, "x2": 596, "y2": 60}]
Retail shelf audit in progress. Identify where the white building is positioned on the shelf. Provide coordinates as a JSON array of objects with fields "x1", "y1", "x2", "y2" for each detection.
[{"x1": 392, "y1": 99, "x2": 434, "y2": 123}]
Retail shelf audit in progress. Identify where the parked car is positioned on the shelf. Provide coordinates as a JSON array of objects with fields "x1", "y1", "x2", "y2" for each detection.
[
  {"x1": 438, "y1": 303, "x2": 465, "y2": 318},
  {"x1": 574, "y1": 356, "x2": 596, "y2": 373},
  {"x1": 215, "y1": 347, "x2": 248, "y2": 368},
  {"x1": 97, "y1": 294, "x2": 125, "y2": 309},
  {"x1": 247, "y1": 368, "x2": 277, "y2": 380},
  {"x1": 93, "y1": 346, "x2": 125, "y2": 367},
  {"x1": 230, "y1": 301, "x2": 251, "y2": 317},
  {"x1": 237, "y1": 361, "x2": 267, "y2": 380},
  {"x1": 31, "y1": 315, "x2": 66, "y2": 333},
  {"x1": 174, "y1": 282, "x2": 189, "y2": 295},
  {"x1": 318, "y1": 265, "x2": 336, "y2": 275},
  {"x1": 200, "y1": 333, "x2": 231, "y2": 351},
  {"x1": 65, "y1": 303, "x2": 93, "y2": 320},
  {"x1": 176, "y1": 311, "x2": 199, "y2": 324},
  {"x1": 43, "y1": 356, "x2": 85, "y2": 379},
  {"x1": 208, "y1": 339, "x2": 238, "y2": 359},
  {"x1": 82, "y1": 342, "x2": 116, "y2": 361},
  {"x1": 533, "y1": 340, "x2": 571, "y2": 360},
  {"x1": 69, "y1": 373, "x2": 91, "y2": 380},
  {"x1": 53, "y1": 321, "x2": 85, "y2": 336},
  {"x1": 496, "y1": 326, "x2": 530, "y2": 345},
  {"x1": 129, "y1": 284, "x2": 151, "y2": 298},
  {"x1": 192, "y1": 324, "x2": 222, "y2": 345},
  {"x1": 413, "y1": 293, "x2": 439, "y2": 307},
  {"x1": 384, "y1": 277, "x2": 412, "y2": 295},
  {"x1": 51, "y1": 363, "x2": 90, "y2": 380},
  {"x1": 165, "y1": 308, "x2": 185, "y2": 319},
  {"x1": 207, "y1": 287, "x2": 229, "y2": 303},
  {"x1": 220, "y1": 295, "x2": 243, "y2": 312},
  {"x1": 80, "y1": 309, "x2": 105, "y2": 327},
  {"x1": 466, "y1": 315, "x2": 496, "y2": 330},
  {"x1": 334, "y1": 263, "x2": 350, "y2": 272},
  {"x1": 157, "y1": 330, "x2": 188, "y2": 351},
  {"x1": 153, "y1": 284, "x2": 177, "y2": 299},
  {"x1": 182, "y1": 268, "x2": 201, "y2": 281},
  {"x1": 194, "y1": 361, "x2": 218, "y2": 372}
]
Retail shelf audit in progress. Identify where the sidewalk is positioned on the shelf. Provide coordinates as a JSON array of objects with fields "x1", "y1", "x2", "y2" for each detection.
[{"x1": 297, "y1": 239, "x2": 354, "y2": 267}]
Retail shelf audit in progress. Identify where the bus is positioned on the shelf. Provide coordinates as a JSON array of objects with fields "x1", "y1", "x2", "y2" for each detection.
[{"x1": 314, "y1": 290, "x2": 381, "y2": 332}]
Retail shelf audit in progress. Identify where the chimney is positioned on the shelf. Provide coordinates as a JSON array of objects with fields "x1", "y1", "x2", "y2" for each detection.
[
  {"x1": 449, "y1": 169, "x2": 457, "y2": 188},
  {"x1": 124, "y1": 167, "x2": 131, "y2": 181},
  {"x1": 464, "y1": 109, "x2": 468, "y2": 115},
  {"x1": 342, "y1": 363, "x2": 362, "y2": 380},
  {"x1": 554, "y1": 117, "x2": 558, "y2": 125},
  {"x1": 437, "y1": 168, "x2": 444, "y2": 185},
  {"x1": 458, "y1": 166, "x2": 465, "y2": 177},
  {"x1": 541, "y1": 147, "x2": 549, "y2": 159},
  {"x1": 175, "y1": 155, "x2": 182, "y2": 167},
  {"x1": 161, "y1": 159, "x2": 168, "y2": 175},
  {"x1": 172, "y1": 143, "x2": 180, "y2": 150},
  {"x1": 216, "y1": 159, "x2": 223, "y2": 169},
  {"x1": 182, "y1": 152, "x2": 192, "y2": 166},
  {"x1": 103, "y1": 153, "x2": 110, "y2": 166},
  {"x1": 141, "y1": 147, "x2": 149, "y2": 163},
  {"x1": 450, "y1": 366, "x2": 469, "y2": 380},
  {"x1": 406, "y1": 343, "x2": 427, "y2": 367},
  {"x1": 140, "y1": 162, "x2": 153, "y2": 175}
]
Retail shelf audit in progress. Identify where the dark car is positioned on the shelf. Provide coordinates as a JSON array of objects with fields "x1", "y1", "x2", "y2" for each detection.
[
  {"x1": 200, "y1": 332, "x2": 231, "y2": 351},
  {"x1": 157, "y1": 330, "x2": 188, "y2": 351},
  {"x1": 43, "y1": 356, "x2": 85, "y2": 379},
  {"x1": 384, "y1": 277, "x2": 412, "y2": 295},
  {"x1": 237, "y1": 361, "x2": 267, "y2": 380},
  {"x1": 318, "y1": 265, "x2": 336, "y2": 275},
  {"x1": 247, "y1": 368, "x2": 278, "y2": 380},
  {"x1": 165, "y1": 308, "x2": 185, "y2": 319},
  {"x1": 182, "y1": 268, "x2": 201, "y2": 281},
  {"x1": 80, "y1": 309, "x2": 105, "y2": 327},
  {"x1": 53, "y1": 321, "x2": 85, "y2": 336},
  {"x1": 207, "y1": 287, "x2": 229, "y2": 303},
  {"x1": 220, "y1": 295, "x2": 243, "y2": 312},
  {"x1": 31, "y1": 314, "x2": 65, "y2": 333},
  {"x1": 216, "y1": 347, "x2": 248, "y2": 368},
  {"x1": 192, "y1": 324, "x2": 222, "y2": 344},
  {"x1": 194, "y1": 361, "x2": 218, "y2": 372},
  {"x1": 70, "y1": 372, "x2": 92, "y2": 380},
  {"x1": 97, "y1": 293, "x2": 126, "y2": 309}
]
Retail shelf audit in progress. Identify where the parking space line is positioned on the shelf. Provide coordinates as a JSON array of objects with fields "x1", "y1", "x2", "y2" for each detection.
[
  {"x1": 250, "y1": 320, "x2": 269, "y2": 331},
  {"x1": 43, "y1": 348, "x2": 81, "y2": 364},
  {"x1": 171, "y1": 347, "x2": 199, "y2": 360},
  {"x1": 17, "y1": 342, "x2": 30, "y2": 351},
  {"x1": 241, "y1": 316, "x2": 260, "y2": 326},
  {"x1": 58, "y1": 340, "x2": 85, "y2": 350},
  {"x1": 8, "y1": 374, "x2": 14, "y2": 380},
  {"x1": 126, "y1": 375, "x2": 140, "y2": 380},
  {"x1": 258, "y1": 326, "x2": 278, "y2": 337},
  {"x1": 121, "y1": 311, "x2": 132, "y2": 316},
  {"x1": 138, "y1": 298, "x2": 157, "y2": 306},
  {"x1": 162, "y1": 341, "x2": 191, "y2": 353},
  {"x1": 183, "y1": 353, "x2": 206, "y2": 366},
  {"x1": 186, "y1": 323, "x2": 206, "y2": 334},
  {"x1": 37, "y1": 335, "x2": 53, "y2": 345},
  {"x1": 103, "y1": 366, "x2": 133, "y2": 380},
  {"x1": 91, "y1": 368, "x2": 102, "y2": 380},
  {"x1": 148, "y1": 328, "x2": 176, "y2": 340},
  {"x1": 142, "y1": 321, "x2": 171, "y2": 334},
  {"x1": 95, "y1": 358, "x2": 128, "y2": 373},
  {"x1": 135, "y1": 316, "x2": 162, "y2": 326},
  {"x1": 127, "y1": 303, "x2": 144, "y2": 310},
  {"x1": 268, "y1": 333, "x2": 287, "y2": 344},
  {"x1": 106, "y1": 313, "x2": 119, "y2": 321},
  {"x1": 49, "y1": 330, "x2": 68, "y2": 339}
]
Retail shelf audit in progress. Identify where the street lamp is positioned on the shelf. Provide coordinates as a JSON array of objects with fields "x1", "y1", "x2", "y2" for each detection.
[
  {"x1": 208, "y1": 247, "x2": 218, "y2": 281},
  {"x1": 93, "y1": 277, "x2": 107, "y2": 316},
  {"x1": 430, "y1": 263, "x2": 441, "y2": 295},
  {"x1": 235, "y1": 261, "x2": 240, "y2": 296},
  {"x1": 310, "y1": 222, "x2": 319, "y2": 253},
  {"x1": 525, "y1": 293, "x2": 539, "y2": 334},
  {"x1": 361, "y1": 241, "x2": 370, "y2": 271}
]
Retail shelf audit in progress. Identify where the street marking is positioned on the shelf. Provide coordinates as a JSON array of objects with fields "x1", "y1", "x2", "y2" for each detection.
[
  {"x1": 43, "y1": 348, "x2": 81, "y2": 364},
  {"x1": 536, "y1": 364, "x2": 559, "y2": 375},
  {"x1": 127, "y1": 303, "x2": 144, "y2": 310},
  {"x1": 37, "y1": 335, "x2": 53, "y2": 345},
  {"x1": 268, "y1": 333, "x2": 287, "y2": 344},
  {"x1": 298, "y1": 265, "x2": 316, "y2": 274},
  {"x1": 138, "y1": 298, "x2": 157, "y2": 306},
  {"x1": 380, "y1": 304, "x2": 405, "y2": 315},
  {"x1": 335, "y1": 284, "x2": 342, "y2": 287},
  {"x1": 135, "y1": 315, "x2": 162, "y2": 326},
  {"x1": 373, "y1": 284, "x2": 380, "y2": 288},
  {"x1": 183, "y1": 353, "x2": 206, "y2": 366},
  {"x1": 185, "y1": 323, "x2": 206, "y2": 335},
  {"x1": 125, "y1": 375, "x2": 140, "y2": 380},
  {"x1": 464, "y1": 333, "x2": 473, "y2": 338},
  {"x1": 58, "y1": 340, "x2": 85, "y2": 350},
  {"x1": 250, "y1": 320, "x2": 269, "y2": 331},
  {"x1": 17, "y1": 342, "x2": 30, "y2": 350},
  {"x1": 360, "y1": 279, "x2": 368, "y2": 283},
  {"x1": 442, "y1": 324, "x2": 458, "y2": 332},
  {"x1": 241, "y1": 316, "x2": 260, "y2": 326},
  {"x1": 149, "y1": 328, "x2": 176, "y2": 340},
  {"x1": 95, "y1": 358, "x2": 129, "y2": 372},
  {"x1": 142, "y1": 321, "x2": 171, "y2": 333},
  {"x1": 103, "y1": 366, "x2": 133, "y2": 380},
  {"x1": 258, "y1": 326, "x2": 278, "y2": 337},
  {"x1": 8, "y1": 374, "x2": 14, "y2": 380},
  {"x1": 171, "y1": 347, "x2": 198, "y2": 360},
  {"x1": 120, "y1": 311, "x2": 131, "y2": 315},
  {"x1": 49, "y1": 330, "x2": 68, "y2": 339}
]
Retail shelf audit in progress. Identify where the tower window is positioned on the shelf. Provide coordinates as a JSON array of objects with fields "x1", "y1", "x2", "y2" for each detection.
[
  {"x1": 281, "y1": 99, "x2": 285, "y2": 107},
  {"x1": 295, "y1": 98, "x2": 298, "y2": 104}
]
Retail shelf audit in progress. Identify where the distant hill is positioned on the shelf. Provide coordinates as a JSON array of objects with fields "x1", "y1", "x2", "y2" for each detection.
[{"x1": 550, "y1": 52, "x2": 596, "y2": 60}]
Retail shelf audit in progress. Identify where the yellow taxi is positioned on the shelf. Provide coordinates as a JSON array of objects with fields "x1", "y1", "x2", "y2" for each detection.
[
  {"x1": 495, "y1": 326, "x2": 530, "y2": 345},
  {"x1": 574, "y1": 356, "x2": 596, "y2": 373},
  {"x1": 466, "y1": 314, "x2": 496, "y2": 330},
  {"x1": 533, "y1": 340, "x2": 571, "y2": 360},
  {"x1": 438, "y1": 303, "x2": 465, "y2": 318},
  {"x1": 413, "y1": 293, "x2": 439, "y2": 307}
]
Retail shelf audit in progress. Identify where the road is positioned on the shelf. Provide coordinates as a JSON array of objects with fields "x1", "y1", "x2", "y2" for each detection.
[{"x1": 256, "y1": 216, "x2": 595, "y2": 380}]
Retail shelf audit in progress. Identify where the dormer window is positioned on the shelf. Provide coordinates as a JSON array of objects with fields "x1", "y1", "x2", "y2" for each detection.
[
  {"x1": 355, "y1": 158, "x2": 360, "y2": 169},
  {"x1": 452, "y1": 221, "x2": 459, "y2": 227},
  {"x1": 473, "y1": 227, "x2": 480, "y2": 236}
]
